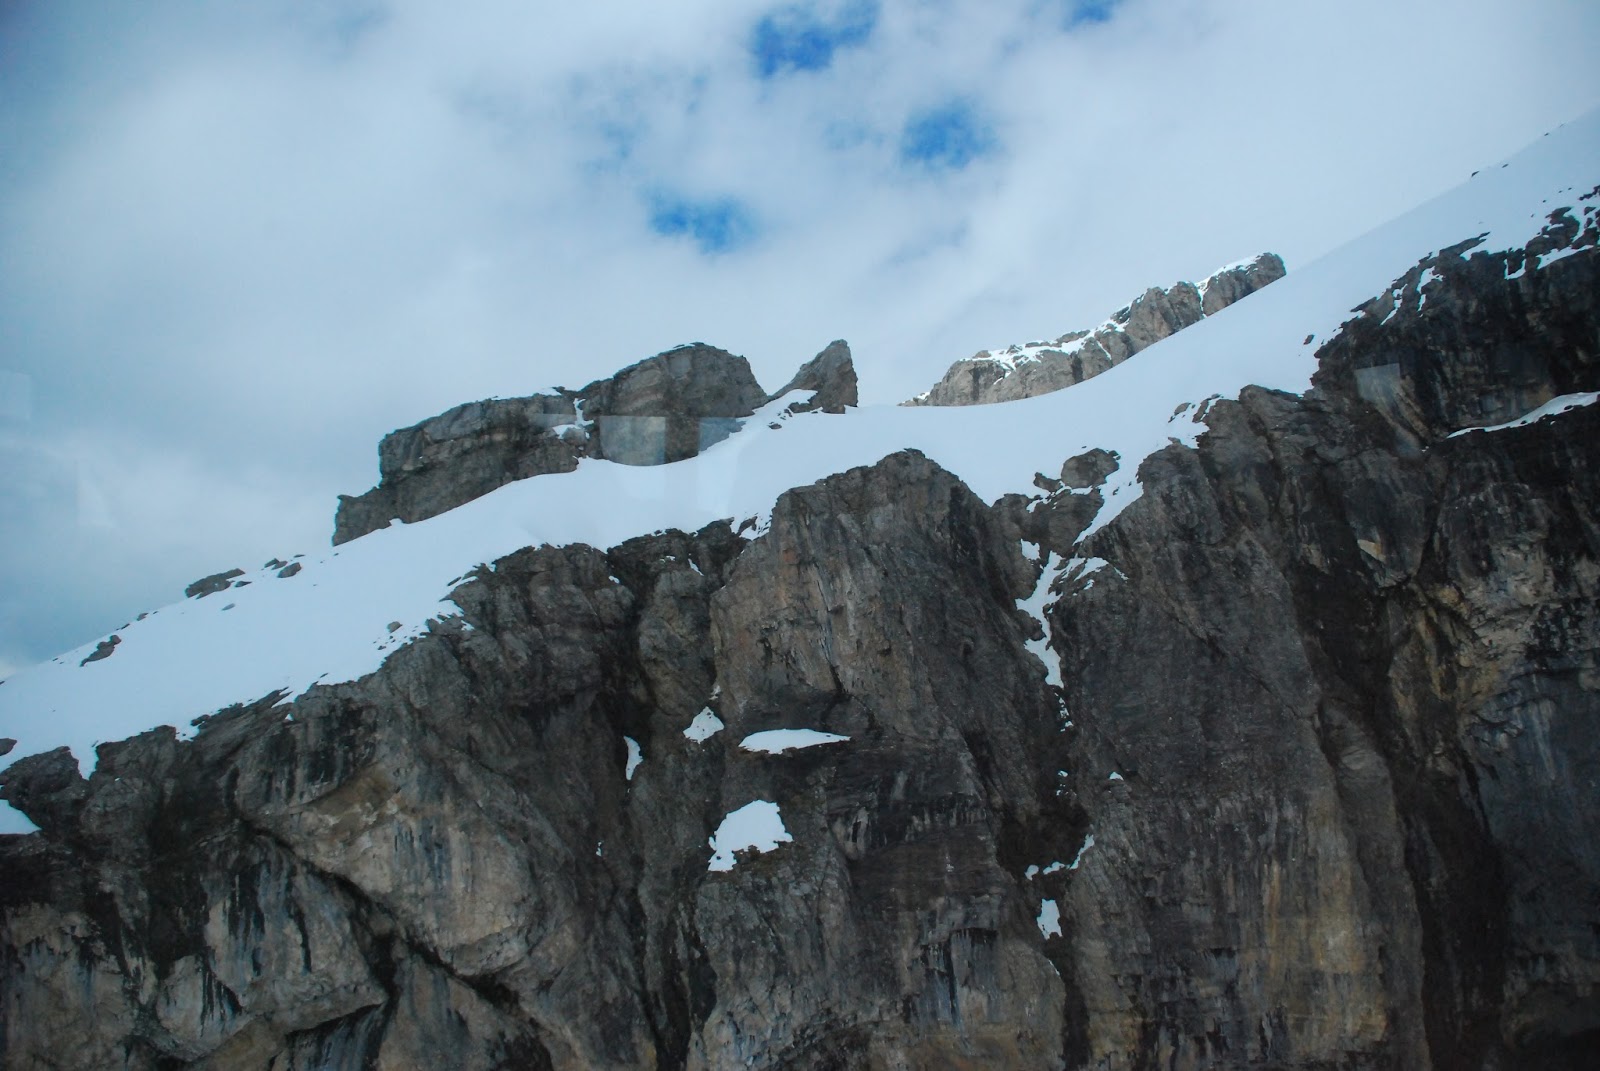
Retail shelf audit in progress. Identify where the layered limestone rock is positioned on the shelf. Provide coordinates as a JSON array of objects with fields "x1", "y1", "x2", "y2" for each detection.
[
  {"x1": 333, "y1": 340, "x2": 857, "y2": 544},
  {"x1": 2, "y1": 219, "x2": 1597, "y2": 1069},
  {"x1": 908, "y1": 253, "x2": 1285, "y2": 406}
]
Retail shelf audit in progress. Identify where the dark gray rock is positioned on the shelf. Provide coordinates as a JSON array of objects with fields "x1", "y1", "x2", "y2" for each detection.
[
  {"x1": 767, "y1": 340, "x2": 858, "y2": 414},
  {"x1": 1040, "y1": 238, "x2": 1599, "y2": 1068},
  {"x1": 333, "y1": 392, "x2": 580, "y2": 545},
  {"x1": 333, "y1": 340, "x2": 863, "y2": 547},
  {"x1": 185, "y1": 568, "x2": 245, "y2": 598},
  {"x1": 578, "y1": 342, "x2": 769, "y2": 466},
  {"x1": 0, "y1": 450, "x2": 1070, "y2": 1069},
  {"x1": 333, "y1": 344, "x2": 769, "y2": 544},
  {"x1": 0, "y1": 747, "x2": 87, "y2": 836},
  {"x1": 1059, "y1": 447, "x2": 1119, "y2": 490},
  {"x1": 77, "y1": 635, "x2": 119, "y2": 666}
]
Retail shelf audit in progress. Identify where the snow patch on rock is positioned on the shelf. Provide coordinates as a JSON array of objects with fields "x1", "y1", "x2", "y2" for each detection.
[
  {"x1": 708, "y1": 799, "x2": 792, "y2": 872},
  {"x1": 1447, "y1": 391, "x2": 1599, "y2": 438},
  {"x1": 740, "y1": 729, "x2": 849, "y2": 754},
  {"x1": 684, "y1": 709, "x2": 724, "y2": 742}
]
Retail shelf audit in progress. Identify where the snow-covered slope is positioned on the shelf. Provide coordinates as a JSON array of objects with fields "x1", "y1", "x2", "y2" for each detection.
[{"x1": 3, "y1": 109, "x2": 1598, "y2": 835}]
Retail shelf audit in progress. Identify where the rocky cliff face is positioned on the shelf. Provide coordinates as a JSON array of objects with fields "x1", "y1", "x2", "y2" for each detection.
[
  {"x1": 3, "y1": 195, "x2": 1597, "y2": 1068},
  {"x1": 333, "y1": 341, "x2": 858, "y2": 545},
  {"x1": 908, "y1": 253, "x2": 1285, "y2": 406},
  {"x1": 1033, "y1": 211, "x2": 1599, "y2": 1069}
]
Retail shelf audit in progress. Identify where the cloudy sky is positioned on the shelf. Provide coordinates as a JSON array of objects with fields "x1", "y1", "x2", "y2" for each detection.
[{"x1": 1, "y1": 0, "x2": 1597, "y2": 677}]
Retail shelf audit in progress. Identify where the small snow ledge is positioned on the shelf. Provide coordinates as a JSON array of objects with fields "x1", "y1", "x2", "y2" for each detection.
[
  {"x1": 684, "y1": 709, "x2": 724, "y2": 742},
  {"x1": 624, "y1": 737, "x2": 643, "y2": 781},
  {"x1": 740, "y1": 729, "x2": 850, "y2": 754},
  {"x1": 708, "y1": 799, "x2": 793, "y2": 871},
  {"x1": 1037, "y1": 898, "x2": 1063, "y2": 939},
  {"x1": 1447, "y1": 391, "x2": 1599, "y2": 438}
]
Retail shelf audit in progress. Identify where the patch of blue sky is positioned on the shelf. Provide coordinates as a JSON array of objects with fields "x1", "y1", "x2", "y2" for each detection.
[
  {"x1": 1066, "y1": 0, "x2": 1120, "y2": 27},
  {"x1": 648, "y1": 193, "x2": 758, "y2": 255},
  {"x1": 751, "y1": 1, "x2": 877, "y2": 78},
  {"x1": 899, "y1": 101, "x2": 997, "y2": 172}
]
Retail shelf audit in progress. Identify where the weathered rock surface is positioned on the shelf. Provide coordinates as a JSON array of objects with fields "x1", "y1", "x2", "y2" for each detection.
[
  {"x1": 1035, "y1": 224, "x2": 1599, "y2": 1069},
  {"x1": 334, "y1": 343, "x2": 765, "y2": 544},
  {"x1": 767, "y1": 340, "x2": 858, "y2": 414},
  {"x1": 576, "y1": 342, "x2": 769, "y2": 466},
  {"x1": 2, "y1": 223, "x2": 1597, "y2": 1069},
  {"x1": 909, "y1": 253, "x2": 1286, "y2": 406},
  {"x1": 3, "y1": 453, "x2": 1069, "y2": 1070},
  {"x1": 333, "y1": 342, "x2": 857, "y2": 545},
  {"x1": 185, "y1": 569, "x2": 246, "y2": 599},
  {"x1": 78, "y1": 635, "x2": 120, "y2": 666},
  {"x1": 1199, "y1": 252, "x2": 1289, "y2": 315}
]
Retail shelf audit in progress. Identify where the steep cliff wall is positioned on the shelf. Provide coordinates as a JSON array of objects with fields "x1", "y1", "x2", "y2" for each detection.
[{"x1": 1032, "y1": 215, "x2": 1599, "y2": 1069}]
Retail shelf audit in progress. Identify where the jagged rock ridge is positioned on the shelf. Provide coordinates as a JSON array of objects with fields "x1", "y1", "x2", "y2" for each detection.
[
  {"x1": 333, "y1": 340, "x2": 858, "y2": 545},
  {"x1": 908, "y1": 253, "x2": 1285, "y2": 406}
]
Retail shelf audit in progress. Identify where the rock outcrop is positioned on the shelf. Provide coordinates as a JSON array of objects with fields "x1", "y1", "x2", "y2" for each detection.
[
  {"x1": 3, "y1": 210, "x2": 1598, "y2": 1069},
  {"x1": 333, "y1": 343, "x2": 763, "y2": 544},
  {"x1": 334, "y1": 341, "x2": 856, "y2": 545},
  {"x1": 767, "y1": 339, "x2": 858, "y2": 414},
  {"x1": 909, "y1": 253, "x2": 1285, "y2": 406},
  {"x1": 185, "y1": 569, "x2": 246, "y2": 599}
]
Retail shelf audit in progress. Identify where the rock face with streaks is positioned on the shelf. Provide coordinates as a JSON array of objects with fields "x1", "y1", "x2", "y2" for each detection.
[
  {"x1": 3, "y1": 453, "x2": 1070, "y2": 1071},
  {"x1": 1035, "y1": 212, "x2": 1599, "y2": 1069},
  {"x1": 2, "y1": 208, "x2": 1598, "y2": 1069},
  {"x1": 909, "y1": 253, "x2": 1286, "y2": 407}
]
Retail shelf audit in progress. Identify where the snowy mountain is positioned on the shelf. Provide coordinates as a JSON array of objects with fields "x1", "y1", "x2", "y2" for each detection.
[{"x1": 2, "y1": 111, "x2": 1598, "y2": 1069}]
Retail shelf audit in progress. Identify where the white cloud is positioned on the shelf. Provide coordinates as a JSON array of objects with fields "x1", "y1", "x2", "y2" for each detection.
[{"x1": 1, "y1": 0, "x2": 1597, "y2": 671}]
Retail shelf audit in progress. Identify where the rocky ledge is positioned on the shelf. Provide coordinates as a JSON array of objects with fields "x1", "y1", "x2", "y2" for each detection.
[
  {"x1": 333, "y1": 340, "x2": 858, "y2": 545},
  {"x1": 908, "y1": 253, "x2": 1285, "y2": 406}
]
